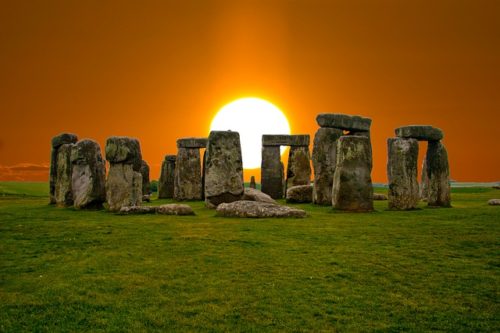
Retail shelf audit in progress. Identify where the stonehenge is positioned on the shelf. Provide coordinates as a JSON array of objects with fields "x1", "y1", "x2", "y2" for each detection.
[
  {"x1": 50, "y1": 133, "x2": 78, "y2": 204},
  {"x1": 54, "y1": 143, "x2": 75, "y2": 207},
  {"x1": 158, "y1": 155, "x2": 176, "y2": 199},
  {"x1": 140, "y1": 160, "x2": 151, "y2": 199},
  {"x1": 425, "y1": 140, "x2": 451, "y2": 207},
  {"x1": 174, "y1": 137, "x2": 207, "y2": 200},
  {"x1": 204, "y1": 131, "x2": 244, "y2": 207},
  {"x1": 105, "y1": 136, "x2": 143, "y2": 211},
  {"x1": 261, "y1": 134, "x2": 311, "y2": 199},
  {"x1": 249, "y1": 176, "x2": 256, "y2": 189}
]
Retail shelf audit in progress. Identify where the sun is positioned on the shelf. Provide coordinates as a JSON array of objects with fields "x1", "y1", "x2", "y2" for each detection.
[{"x1": 210, "y1": 97, "x2": 291, "y2": 169}]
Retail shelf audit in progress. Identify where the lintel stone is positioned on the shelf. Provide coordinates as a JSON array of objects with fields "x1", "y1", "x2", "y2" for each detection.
[
  {"x1": 177, "y1": 137, "x2": 208, "y2": 148},
  {"x1": 316, "y1": 113, "x2": 372, "y2": 131},
  {"x1": 395, "y1": 125, "x2": 443, "y2": 141},
  {"x1": 262, "y1": 134, "x2": 310, "y2": 147}
]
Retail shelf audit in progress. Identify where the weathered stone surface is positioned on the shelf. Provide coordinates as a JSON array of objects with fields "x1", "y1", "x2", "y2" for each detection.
[
  {"x1": 395, "y1": 125, "x2": 444, "y2": 141},
  {"x1": 262, "y1": 134, "x2": 310, "y2": 147},
  {"x1": 420, "y1": 158, "x2": 429, "y2": 199},
  {"x1": 106, "y1": 164, "x2": 142, "y2": 211},
  {"x1": 286, "y1": 185, "x2": 313, "y2": 203},
  {"x1": 373, "y1": 193, "x2": 388, "y2": 200},
  {"x1": 177, "y1": 137, "x2": 208, "y2": 149},
  {"x1": 286, "y1": 146, "x2": 311, "y2": 190},
  {"x1": 142, "y1": 194, "x2": 151, "y2": 202},
  {"x1": 312, "y1": 127, "x2": 343, "y2": 205},
  {"x1": 204, "y1": 131, "x2": 244, "y2": 207},
  {"x1": 332, "y1": 136, "x2": 374, "y2": 212},
  {"x1": 157, "y1": 204, "x2": 195, "y2": 215},
  {"x1": 316, "y1": 113, "x2": 372, "y2": 131},
  {"x1": 242, "y1": 188, "x2": 277, "y2": 204},
  {"x1": 488, "y1": 199, "x2": 500, "y2": 205},
  {"x1": 158, "y1": 155, "x2": 176, "y2": 199},
  {"x1": 174, "y1": 148, "x2": 202, "y2": 200},
  {"x1": 249, "y1": 176, "x2": 256, "y2": 189},
  {"x1": 54, "y1": 143, "x2": 75, "y2": 207},
  {"x1": 70, "y1": 139, "x2": 106, "y2": 209},
  {"x1": 425, "y1": 141, "x2": 451, "y2": 207},
  {"x1": 387, "y1": 138, "x2": 420, "y2": 210},
  {"x1": 261, "y1": 146, "x2": 284, "y2": 199},
  {"x1": 216, "y1": 200, "x2": 306, "y2": 218},
  {"x1": 105, "y1": 136, "x2": 142, "y2": 170},
  {"x1": 140, "y1": 160, "x2": 150, "y2": 197},
  {"x1": 118, "y1": 206, "x2": 156, "y2": 214},
  {"x1": 50, "y1": 133, "x2": 78, "y2": 204}
]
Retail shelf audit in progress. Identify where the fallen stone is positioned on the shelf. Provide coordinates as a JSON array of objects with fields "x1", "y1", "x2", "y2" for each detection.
[
  {"x1": 261, "y1": 146, "x2": 284, "y2": 199},
  {"x1": 177, "y1": 137, "x2": 208, "y2": 149},
  {"x1": 242, "y1": 188, "x2": 277, "y2": 204},
  {"x1": 157, "y1": 204, "x2": 195, "y2": 215},
  {"x1": 373, "y1": 193, "x2": 388, "y2": 200},
  {"x1": 286, "y1": 185, "x2": 313, "y2": 203},
  {"x1": 262, "y1": 134, "x2": 310, "y2": 147},
  {"x1": 425, "y1": 141, "x2": 451, "y2": 207},
  {"x1": 174, "y1": 148, "x2": 203, "y2": 200},
  {"x1": 395, "y1": 125, "x2": 444, "y2": 141},
  {"x1": 216, "y1": 200, "x2": 306, "y2": 218},
  {"x1": 286, "y1": 146, "x2": 311, "y2": 190},
  {"x1": 54, "y1": 143, "x2": 75, "y2": 207},
  {"x1": 105, "y1": 136, "x2": 142, "y2": 170},
  {"x1": 118, "y1": 206, "x2": 156, "y2": 214},
  {"x1": 316, "y1": 113, "x2": 371, "y2": 131},
  {"x1": 204, "y1": 131, "x2": 244, "y2": 207},
  {"x1": 158, "y1": 155, "x2": 176, "y2": 199},
  {"x1": 488, "y1": 199, "x2": 500, "y2": 205},
  {"x1": 492, "y1": 185, "x2": 500, "y2": 190},
  {"x1": 71, "y1": 139, "x2": 106, "y2": 209},
  {"x1": 312, "y1": 127, "x2": 343, "y2": 205},
  {"x1": 332, "y1": 136, "x2": 373, "y2": 212}
]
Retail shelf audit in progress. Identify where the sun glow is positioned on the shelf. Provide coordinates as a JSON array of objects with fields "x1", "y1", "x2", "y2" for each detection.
[{"x1": 210, "y1": 98, "x2": 291, "y2": 169}]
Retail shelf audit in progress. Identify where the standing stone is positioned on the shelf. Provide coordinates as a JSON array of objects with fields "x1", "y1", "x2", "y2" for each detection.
[
  {"x1": 420, "y1": 158, "x2": 429, "y2": 199},
  {"x1": 140, "y1": 160, "x2": 150, "y2": 196},
  {"x1": 261, "y1": 146, "x2": 284, "y2": 199},
  {"x1": 71, "y1": 139, "x2": 106, "y2": 209},
  {"x1": 387, "y1": 138, "x2": 420, "y2": 210},
  {"x1": 249, "y1": 176, "x2": 256, "y2": 189},
  {"x1": 174, "y1": 148, "x2": 202, "y2": 200},
  {"x1": 312, "y1": 128, "x2": 343, "y2": 205},
  {"x1": 332, "y1": 136, "x2": 373, "y2": 212},
  {"x1": 158, "y1": 155, "x2": 176, "y2": 199},
  {"x1": 54, "y1": 143, "x2": 75, "y2": 207},
  {"x1": 204, "y1": 131, "x2": 244, "y2": 207},
  {"x1": 286, "y1": 146, "x2": 311, "y2": 190},
  {"x1": 425, "y1": 141, "x2": 451, "y2": 207},
  {"x1": 50, "y1": 133, "x2": 78, "y2": 204},
  {"x1": 105, "y1": 136, "x2": 143, "y2": 211}
]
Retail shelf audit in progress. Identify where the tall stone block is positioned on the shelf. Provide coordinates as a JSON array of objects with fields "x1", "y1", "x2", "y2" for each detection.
[
  {"x1": 387, "y1": 138, "x2": 420, "y2": 210},
  {"x1": 261, "y1": 146, "x2": 284, "y2": 199},
  {"x1": 425, "y1": 141, "x2": 451, "y2": 207},
  {"x1": 140, "y1": 160, "x2": 150, "y2": 196},
  {"x1": 54, "y1": 143, "x2": 75, "y2": 207},
  {"x1": 204, "y1": 131, "x2": 244, "y2": 207},
  {"x1": 71, "y1": 139, "x2": 106, "y2": 209},
  {"x1": 174, "y1": 148, "x2": 202, "y2": 200},
  {"x1": 286, "y1": 146, "x2": 311, "y2": 190},
  {"x1": 158, "y1": 155, "x2": 176, "y2": 199},
  {"x1": 332, "y1": 136, "x2": 373, "y2": 212},
  {"x1": 420, "y1": 158, "x2": 429, "y2": 199},
  {"x1": 312, "y1": 128, "x2": 343, "y2": 205},
  {"x1": 50, "y1": 133, "x2": 78, "y2": 204}
]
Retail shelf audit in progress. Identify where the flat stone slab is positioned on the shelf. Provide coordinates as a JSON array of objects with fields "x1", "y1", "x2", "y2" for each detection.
[
  {"x1": 51, "y1": 133, "x2": 78, "y2": 148},
  {"x1": 242, "y1": 188, "x2": 277, "y2": 204},
  {"x1": 488, "y1": 199, "x2": 500, "y2": 206},
  {"x1": 262, "y1": 134, "x2": 310, "y2": 147},
  {"x1": 395, "y1": 125, "x2": 444, "y2": 141},
  {"x1": 118, "y1": 204, "x2": 195, "y2": 215},
  {"x1": 286, "y1": 185, "x2": 313, "y2": 203},
  {"x1": 177, "y1": 137, "x2": 208, "y2": 149},
  {"x1": 373, "y1": 193, "x2": 388, "y2": 201},
  {"x1": 316, "y1": 114, "x2": 371, "y2": 131},
  {"x1": 216, "y1": 200, "x2": 306, "y2": 218}
]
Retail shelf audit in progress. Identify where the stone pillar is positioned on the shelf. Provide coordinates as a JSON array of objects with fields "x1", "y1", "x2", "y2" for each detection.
[
  {"x1": 54, "y1": 143, "x2": 75, "y2": 207},
  {"x1": 174, "y1": 148, "x2": 202, "y2": 200},
  {"x1": 204, "y1": 131, "x2": 244, "y2": 208},
  {"x1": 140, "y1": 160, "x2": 150, "y2": 198},
  {"x1": 50, "y1": 133, "x2": 78, "y2": 204},
  {"x1": 387, "y1": 138, "x2": 420, "y2": 210},
  {"x1": 158, "y1": 155, "x2": 176, "y2": 199},
  {"x1": 261, "y1": 146, "x2": 283, "y2": 199},
  {"x1": 286, "y1": 146, "x2": 311, "y2": 190},
  {"x1": 420, "y1": 158, "x2": 429, "y2": 199},
  {"x1": 105, "y1": 136, "x2": 143, "y2": 211},
  {"x1": 312, "y1": 128, "x2": 343, "y2": 205},
  {"x1": 249, "y1": 176, "x2": 256, "y2": 189},
  {"x1": 425, "y1": 141, "x2": 451, "y2": 207},
  {"x1": 332, "y1": 136, "x2": 373, "y2": 212},
  {"x1": 71, "y1": 139, "x2": 106, "y2": 209}
]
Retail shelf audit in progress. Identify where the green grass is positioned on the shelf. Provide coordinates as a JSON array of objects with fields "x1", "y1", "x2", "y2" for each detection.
[{"x1": 0, "y1": 182, "x2": 499, "y2": 332}]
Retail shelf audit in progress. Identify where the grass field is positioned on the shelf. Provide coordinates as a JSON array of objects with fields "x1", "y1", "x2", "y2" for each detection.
[{"x1": 0, "y1": 182, "x2": 499, "y2": 332}]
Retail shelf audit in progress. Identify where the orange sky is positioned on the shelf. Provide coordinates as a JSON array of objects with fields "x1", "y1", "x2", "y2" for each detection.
[{"x1": 1, "y1": 0, "x2": 499, "y2": 182}]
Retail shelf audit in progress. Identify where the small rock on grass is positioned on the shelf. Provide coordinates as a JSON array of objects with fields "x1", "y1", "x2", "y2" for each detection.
[
  {"x1": 487, "y1": 199, "x2": 500, "y2": 206},
  {"x1": 118, "y1": 204, "x2": 195, "y2": 215}
]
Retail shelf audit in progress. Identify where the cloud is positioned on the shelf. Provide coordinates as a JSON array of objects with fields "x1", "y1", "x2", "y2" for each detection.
[{"x1": 0, "y1": 163, "x2": 50, "y2": 181}]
